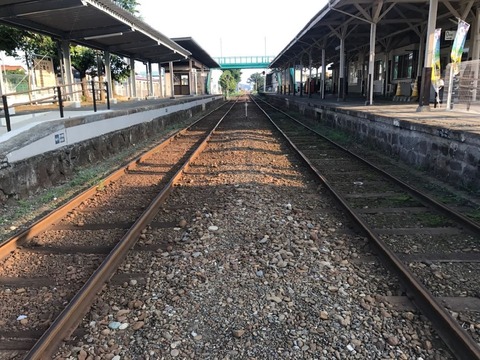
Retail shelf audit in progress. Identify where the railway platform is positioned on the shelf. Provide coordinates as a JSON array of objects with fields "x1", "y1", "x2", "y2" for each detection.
[
  {"x1": 267, "y1": 92, "x2": 480, "y2": 135},
  {"x1": 0, "y1": 95, "x2": 221, "y2": 163},
  {"x1": 264, "y1": 92, "x2": 480, "y2": 191}
]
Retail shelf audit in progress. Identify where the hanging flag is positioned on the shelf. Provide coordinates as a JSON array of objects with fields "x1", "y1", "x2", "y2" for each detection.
[
  {"x1": 431, "y1": 28, "x2": 442, "y2": 91},
  {"x1": 451, "y1": 19, "x2": 470, "y2": 75}
]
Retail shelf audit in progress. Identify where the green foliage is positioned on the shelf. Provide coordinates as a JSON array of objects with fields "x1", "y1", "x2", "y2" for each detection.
[
  {"x1": 71, "y1": 46, "x2": 97, "y2": 79},
  {"x1": 110, "y1": 54, "x2": 131, "y2": 82},
  {"x1": 5, "y1": 68, "x2": 25, "y2": 75},
  {"x1": 247, "y1": 72, "x2": 265, "y2": 92},
  {"x1": 0, "y1": 0, "x2": 138, "y2": 84},
  {"x1": 112, "y1": 0, "x2": 139, "y2": 14},
  {"x1": 23, "y1": 34, "x2": 58, "y2": 69},
  {"x1": 219, "y1": 70, "x2": 237, "y2": 94},
  {"x1": 0, "y1": 25, "x2": 28, "y2": 56},
  {"x1": 0, "y1": 25, "x2": 59, "y2": 71},
  {"x1": 229, "y1": 69, "x2": 242, "y2": 84}
]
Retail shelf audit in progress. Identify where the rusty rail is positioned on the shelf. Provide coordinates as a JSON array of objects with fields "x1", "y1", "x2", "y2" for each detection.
[{"x1": 252, "y1": 94, "x2": 480, "y2": 360}]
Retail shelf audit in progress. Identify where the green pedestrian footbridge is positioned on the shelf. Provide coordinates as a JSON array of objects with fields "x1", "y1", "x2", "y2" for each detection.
[{"x1": 213, "y1": 56, "x2": 275, "y2": 69}]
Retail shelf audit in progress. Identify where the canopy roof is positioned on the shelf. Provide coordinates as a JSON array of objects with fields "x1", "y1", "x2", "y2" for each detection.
[
  {"x1": 0, "y1": 0, "x2": 192, "y2": 63},
  {"x1": 270, "y1": 0, "x2": 478, "y2": 69},
  {"x1": 171, "y1": 37, "x2": 220, "y2": 69}
]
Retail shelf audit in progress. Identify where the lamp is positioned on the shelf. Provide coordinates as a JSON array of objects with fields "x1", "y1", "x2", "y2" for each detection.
[{"x1": 84, "y1": 32, "x2": 123, "y2": 40}]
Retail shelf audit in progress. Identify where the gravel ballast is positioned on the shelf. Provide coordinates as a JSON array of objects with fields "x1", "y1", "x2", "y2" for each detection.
[{"x1": 54, "y1": 103, "x2": 453, "y2": 359}]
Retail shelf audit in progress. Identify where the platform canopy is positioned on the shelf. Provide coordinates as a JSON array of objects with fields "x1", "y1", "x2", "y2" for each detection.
[
  {"x1": 0, "y1": 0, "x2": 191, "y2": 63},
  {"x1": 270, "y1": 0, "x2": 478, "y2": 69},
  {"x1": 170, "y1": 37, "x2": 220, "y2": 69}
]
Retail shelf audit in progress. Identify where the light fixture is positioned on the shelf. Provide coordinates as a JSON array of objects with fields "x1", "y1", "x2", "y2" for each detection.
[{"x1": 84, "y1": 32, "x2": 123, "y2": 40}]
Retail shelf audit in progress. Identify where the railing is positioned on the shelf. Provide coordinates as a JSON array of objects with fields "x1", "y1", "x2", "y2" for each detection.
[
  {"x1": 444, "y1": 60, "x2": 480, "y2": 112},
  {"x1": 1, "y1": 81, "x2": 110, "y2": 133},
  {"x1": 214, "y1": 56, "x2": 275, "y2": 69}
]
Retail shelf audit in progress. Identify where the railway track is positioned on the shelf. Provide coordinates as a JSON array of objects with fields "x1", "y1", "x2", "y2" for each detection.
[
  {"x1": 0, "y1": 94, "x2": 476, "y2": 359},
  {"x1": 253, "y1": 95, "x2": 480, "y2": 360},
  {"x1": 0, "y1": 99, "x2": 236, "y2": 359}
]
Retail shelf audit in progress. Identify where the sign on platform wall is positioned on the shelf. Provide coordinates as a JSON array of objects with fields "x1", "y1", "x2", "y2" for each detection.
[
  {"x1": 33, "y1": 56, "x2": 56, "y2": 88},
  {"x1": 445, "y1": 30, "x2": 456, "y2": 41}
]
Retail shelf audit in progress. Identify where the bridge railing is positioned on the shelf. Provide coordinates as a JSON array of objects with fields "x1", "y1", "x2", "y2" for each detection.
[
  {"x1": 215, "y1": 56, "x2": 274, "y2": 65},
  {"x1": 214, "y1": 56, "x2": 275, "y2": 69}
]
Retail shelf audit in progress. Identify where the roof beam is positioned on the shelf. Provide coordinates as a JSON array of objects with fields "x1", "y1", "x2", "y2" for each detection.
[
  {"x1": 0, "y1": 0, "x2": 86, "y2": 19},
  {"x1": 0, "y1": 17, "x2": 62, "y2": 36}
]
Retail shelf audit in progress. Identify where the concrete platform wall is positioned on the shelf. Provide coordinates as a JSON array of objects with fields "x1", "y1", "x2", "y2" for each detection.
[
  {"x1": 267, "y1": 96, "x2": 480, "y2": 191},
  {"x1": 0, "y1": 97, "x2": 224, "y2": 200}
]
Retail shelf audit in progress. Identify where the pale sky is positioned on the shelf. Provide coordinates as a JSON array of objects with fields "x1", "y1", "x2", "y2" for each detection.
[{"x1": 137, "y1": 0, "x2": 328, "y2": 82}]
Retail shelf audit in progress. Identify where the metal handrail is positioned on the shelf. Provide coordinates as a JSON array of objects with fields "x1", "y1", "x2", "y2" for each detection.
[{"x1": 1, "y1": 81, "x2": 110, "y2": 132}]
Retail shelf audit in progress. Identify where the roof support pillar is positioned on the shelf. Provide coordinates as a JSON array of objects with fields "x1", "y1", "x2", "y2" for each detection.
[
  {"x1": 299, "y1": 59, "x2": 304, "y2": 97},
  {"x1": 189, "y1": 59, "x2": 195, "y2": 96},
  {"x1": 321, "y1": 48, "x2": 326, "y2": 99},
  {"x1": 0, "y1": 60, "x2": 4, "y2": 96},
  {"x1": 417, "y1": 0, "x2": 438, "y2": 112},
  {"x1": 473, "y1": 6, "x2": 480, "y2": 61},
  {"x1": 61, "y1": 40, "x2": 74, "y2": 100},
  {"x1": 384, "y1": 51, "x2": 389, "y2": 96},
  {"x1": 472, "y1": 7, "x2": 480, "y2": 102},
  {"x1": 338, "y1": 36, "x2": 346, "y2": 101},
  {"x1": 308, "y1": 52, "x2": 313, "y2": 98},
  {"x1": 169, "y1": 61, "x2": 175, "y2": 99},
  {"x1": 104, "y1": 51, "x2": 113, "y2": 101},
  {"x1": 158, "y1": 65, "x2": 164, "y2": 98},
  {"x1": 292, "y1": 63, "x2": 296, "y2": 96},
  {"x1": 147, "y1": 61, "x2": 153, "y2": 97},
  {"x1": 417, "y1": 32, "x2": 426, "y2": 76},
  {"x1": 366, "y1": 22, "x2": 377, "y2": 105},
  {"x1": 129, "y1": 57, "x2": 136, "y2": 99}
]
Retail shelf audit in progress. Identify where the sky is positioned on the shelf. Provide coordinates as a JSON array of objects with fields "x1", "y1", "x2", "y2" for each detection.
[{"x1": 137, "y1": 0, "x2": 328, "y2": 82}]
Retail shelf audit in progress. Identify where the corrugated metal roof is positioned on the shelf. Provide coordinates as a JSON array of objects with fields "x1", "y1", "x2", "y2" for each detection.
[
  {"x1": 0, "y1": 0, "x2": 192, "y2": 63},
  {"x1": 270, "y1": 0, "x2": 478, "y2": 69}
]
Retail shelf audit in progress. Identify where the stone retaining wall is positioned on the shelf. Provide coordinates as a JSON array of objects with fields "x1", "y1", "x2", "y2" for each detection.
[
  {"x1": 266, "y1": 95, "x2": 480, "y2": 191},
  {"x1": 0, "y1": 98, "x2": 223, "y2": 200}
]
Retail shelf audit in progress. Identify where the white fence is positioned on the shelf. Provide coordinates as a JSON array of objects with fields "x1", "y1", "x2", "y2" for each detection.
[{"x1": 442, "y1": 60, "x2": 479, "y2": 113}]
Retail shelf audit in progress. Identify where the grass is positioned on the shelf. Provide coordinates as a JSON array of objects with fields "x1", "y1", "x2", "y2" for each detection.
[{"x1": 415, "y1": 212, "x2": 451, "y2": 227}]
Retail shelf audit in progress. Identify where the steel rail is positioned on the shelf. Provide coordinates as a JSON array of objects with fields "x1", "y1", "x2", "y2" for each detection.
[
  {"x1": 251, "y1": 95, "x2": 480, "y2": 360},
  {"x1": 255, "y1": 96, "x2": 480, "y2": 235},
  {"x1": 15, "y1": 100, "x2": 236, "y2": 359},
  {"x1": 0, "y1": 101, "x2": 227, "y2": 260}
]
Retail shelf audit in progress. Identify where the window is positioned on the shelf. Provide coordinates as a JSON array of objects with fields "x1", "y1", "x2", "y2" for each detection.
[
  {"x1": 173, "y1": 74, "x2": 180, "y2": 85},
  {"x1": 181, "y1": 74, "x2": 189, "y2": 86},
  {"x1": 393, "y1": 52, "x2": 414, "y2": 79}
]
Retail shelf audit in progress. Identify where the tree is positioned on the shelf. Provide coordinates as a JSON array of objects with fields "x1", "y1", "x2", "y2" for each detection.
[
  {"x1": 0, "y1": 0, "x2": 137, "y2": 98},
  {"x1": 0, "y1": 26, "x2": 58, "y2": 70},
  {"x1": 0, "y1": 25, "x2": 28, "y2": 56},
  {"x1": 112, "y1": 0, "x2": 140, "y2": 14},
  {"x1": 219, "y1": 70, "x2": 237, "y2": 98},
  {"x1": 70, "y1": 46, "x2": 97, "y2": 100},
  {"x1": 247, "y1": 72, "x2": 265, "y2": 92},
  {"x1": 109, "y1": 54, "x2": 130, "y2": 95},
  {"x1": 229, "y1": 69, "x2": 242, "y2": 84}
]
